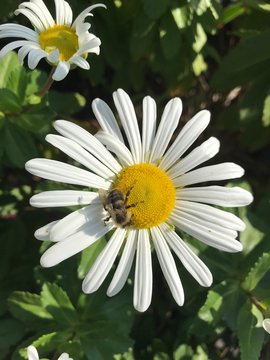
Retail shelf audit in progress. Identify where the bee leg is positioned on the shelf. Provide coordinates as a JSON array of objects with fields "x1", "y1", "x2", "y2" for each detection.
[
  {"x1": 124, "y1": 185, "x2": 134, "y2": 205},
  {"x1": 103, "y1": 215, "x2": 111, "y2": 225},
  {"x1": 126, "y1": 200, "x2": 144, "y2": 209}
]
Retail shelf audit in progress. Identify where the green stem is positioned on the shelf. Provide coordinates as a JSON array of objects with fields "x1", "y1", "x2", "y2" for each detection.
[{"x1": 37, "y1": 67, "x2": 56, "y2": 97}]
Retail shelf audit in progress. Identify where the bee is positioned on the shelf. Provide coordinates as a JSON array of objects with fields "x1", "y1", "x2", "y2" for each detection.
[{"x1": 99, "y1": 187, "x2": 140, "y2": 228}]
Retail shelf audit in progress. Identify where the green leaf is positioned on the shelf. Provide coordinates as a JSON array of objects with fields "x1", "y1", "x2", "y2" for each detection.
[
  {"x1": 18, "y1": 331, "x2": 72, "y2": 359},
  {"x1": 4, "y1": 121, "x2": 39, "y2": 168},
  {"x1": 198, "y1": 288, "x2": 223, "y2": 324},
  {"x1": 130, "y1": 12, "x2": 156, "y2": 60},
  {"x1": 0, "y1": 319, "x2": 25, "y2": 356},
  {"x1": 242, "y1": 253, "x2": 270, "y2": 291},
  {"x1": 0, "y1": 89, "x2": 22, "y2": 112},
  {"x1": 192, "y1": 24, "x2": 207, "y2": 53},
  {"x1": 8, "y1": 291, "x2": 52, "y2": 323},
  {"x1": 174, "y1": 344, "x2": 193, "y2": 360},
  {"x1": 78, "y1": 237, "x2": 106, "y2": 279},
  {"x1": 262, "y1": 93, "x2": 270, "y2": 127},
  {"x1": 0, "y1": 52, "x2": 21, "y2": 88},
  {"x1": 143, "y1": 0, "x2": 169, "y2": 19},
  {"x1": 222, "y1": 3, "x2": 246, "y2": 24},
  {"x1": 171, "y1": 7, "x2": 192, "y2": 29},
  {"x1": 48, "y1": 91, "x2": 86, "y2": 116},
  {"x1": 237, "y1": 301, "x2": 264, "y2": 360},
  {"x1": 41, "y1": 283, "x2": 77, "y2": 326},
  {"x1": 159, "y1": 13, "x2": 181, "y2": 59}
]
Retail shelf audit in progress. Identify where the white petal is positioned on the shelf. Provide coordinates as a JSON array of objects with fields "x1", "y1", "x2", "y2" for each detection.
[
  {"x1": 47, "y1": 48, "x2": 60, "y2": 63},
  {"x1": 151, "y1": 227, "x2": 184, "y2": 306},
  {"x1": 25, "y1": 158, "x2": 111, "y2": 189},
  {"x1": 95, "y1": 131, "x2": 134, "y2": 167},
  {"x1": 176, "y1": 185, "x2": 253, "y2": 207},
  {"x1": 15, "y1": 8, "x2": 45, "y2": 32},
  {"x1": 170, "y1": 212, "x2": 243, "y2": 252},
  {"x1": 263, "y1": 319, "x2": 270, "y2": 334},
  {"x1": 30, "y1": 190, "x2": 99, "y2": 208},
  {"x1": 72, "y1": 4, "x2": 106, "y2": 28},
  {"x1": 70, "y1": 55, "x2": 90, "y2": 69},
  {"x1": 55, "y1": 0, "x2": 65, "y2": 25},
  {"x1": 18, "y1": 44, "x2": 38, "y2": 64},
  {"x1": 92, "y1": 98, "x2": 124, "y2": 142},
  {"x1": 28, "y1": 48, "x2": 47, "y2": 69},
  {"x1": 49, "y1": 204, "x2": 102, "y2": 242},
  {"x1": 17, "y1": 1, "x2": 51, "y2": 29},
  {"x1": 113, "y1": 89, "x2": 142, "y2": 163},
  {"x1": 0, "y1": 24, "x2": 38, "y2": 41},
  {"x1": 46, "y1": 134, "x2": 115, "y2": 179},
  {"x1": 27, "y1": 346, "x2": 39, "y2": 360},
  {"x1": 160, "y1": 110, "x2": 211, "y2": 171},
  {"x1": 31, "y1": 0, "x2": 55, "y2": 27},
  {"x1": 53, "y1": 120, "x2": 122, "y2": 174},
  {"x1": 107, "y1": 230, "x2": 137, "y2": 296},
  {"x1": 133, "y1": 229, "x2": 152, "y2": 312},
  {"x1": 63, "y1": 0, "x2": 73, "y2": 26},
  {"x1": 173, "y1": 163, "x2": 245, "y2": 188},
  {"x1": 160, "y1": 223, "x2": 213, "y2": 287},
  {"x1": 175, "y1": 200, "x2": 246, "y2": 231},
  {"x1": 82, "y1": 228, "x2": 126, "y2": 293},
  {"x1": 76, "y1": 37, "x2": 101, "y2": 55},
  {"x1": 52, "y1": 61, "x2": 70, "y2": 81},
  {"x1": 173, "y1": 207, "x2": 237, "y2": 238},
  {"x1": 34, "y1": 220, "x2": 59, "y2": 241},
  {"x1": 141, "y1": 96, "x2": 157, "y2": 162},
  {"x1": 0, "y1": 40, "x2": 34, "y2": 58},
  {"x1": 150, "y1": 98, "x2": 182, "y2": 165},
  {"x1": 168, "y1": 137, "x2": 220, "y2": 178},
  {"x1": 40, "y1": 221, "x2": 112, "y2": 267},
  {"x1": 58, "y1": 353, "x2": 72, "y2": 360}
]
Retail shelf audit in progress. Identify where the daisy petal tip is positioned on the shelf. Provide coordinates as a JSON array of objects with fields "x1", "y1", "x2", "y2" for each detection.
[
  {"x1": 40, "y1": 253, "x2": 55, "y2": 268},
  {"x1": 263, "y1": 319, "x2": 270, "y2": 334}
]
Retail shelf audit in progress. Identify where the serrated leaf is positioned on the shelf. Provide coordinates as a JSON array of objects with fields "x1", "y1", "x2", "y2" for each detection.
[
  {"x1": 8, "y1": 291, "x2": 52, "y2": 323},
  {"x1": 198, "y1": 288, "x2": 223, "y2": 324},
  {"x1": 143, "y1": 0, "x2": 169, "y2": 19},
  {"x1": 0, "y1": 89, "x2": 22, "y2": 112},
  {"x1": 41, "y1": 283, "x2": 77, "y2": 326},
  {"x1": 237, "y1": 301, "x2": 264, "y2": 360},
  {"x1": 242, "y1": 253, "x2": 270, "y2": 291},
  {"x1": 18, "y1": 331, "x2": 71, "y2": 359}
]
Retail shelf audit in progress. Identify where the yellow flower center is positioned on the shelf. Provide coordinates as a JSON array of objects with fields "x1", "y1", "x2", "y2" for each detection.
[
  {"x1": 39, "y1": 25, "x2": 78, "y2": 61},
  {"x1": 113, "y1": 163, "x2": 176, "y2": 229}
]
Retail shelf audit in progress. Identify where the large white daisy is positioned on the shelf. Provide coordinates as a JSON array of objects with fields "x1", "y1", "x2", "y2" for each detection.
[
  {"x1": 27, "y1": 345, "x2": 72, "y2": 360},
  {"x1": 0, "y1": 0, "x2": 104, "y2": 81},
  {"x1": 25, "y1": 89, "x2": 253, "y2": 312}
]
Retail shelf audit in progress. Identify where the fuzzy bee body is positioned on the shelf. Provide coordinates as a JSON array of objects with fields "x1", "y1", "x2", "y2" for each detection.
[{"x1": 99, "y1": 189, "x2": 133, "y2": 228}]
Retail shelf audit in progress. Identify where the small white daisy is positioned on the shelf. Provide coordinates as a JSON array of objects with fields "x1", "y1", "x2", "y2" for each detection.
[
  {"x1": 27, "y1": 345, "x2": 72, "y2": 360},
  {"x1": 0, "y1": 0, "x2": 105, "y2": 81},
  {"x1": 26, "y1": 89, "x2": 253, "y2": 312},
  {"x1": 263, "y1": 319, "x2": 270, "y2": 334}
]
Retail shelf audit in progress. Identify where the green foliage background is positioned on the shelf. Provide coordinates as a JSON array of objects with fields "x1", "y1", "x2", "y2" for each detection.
[{"x1": 0, "y1": 0, "x2": 270, "y2": 359}]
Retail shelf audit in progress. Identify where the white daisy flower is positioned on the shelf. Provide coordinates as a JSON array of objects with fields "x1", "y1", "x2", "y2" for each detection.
[
  {"x1": 27, "y1": 345, "x2": 72, "y2": 360},
  {"x1": 263, "y1": 319, "x2": 270, "y2": 334},
  {"x1": 0, "y1": 0, "x2": 105, "y2": 81},
  {"x1": 25, "y1": 89, "x2": 253, "y2": 312}
]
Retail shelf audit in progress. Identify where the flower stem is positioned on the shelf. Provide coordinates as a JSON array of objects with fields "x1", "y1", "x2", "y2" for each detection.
[{"x1": 37, "y1": 67, "x2": 56, "y2": 97}]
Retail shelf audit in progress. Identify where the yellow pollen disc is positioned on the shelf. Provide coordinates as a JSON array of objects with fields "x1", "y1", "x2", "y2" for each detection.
[
  {"x1": 114, "y1": 163, "x2": 176, "y2": 229},
  {"x1": 39, "y1": 25, "x2": 78, "y2": 61}
]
